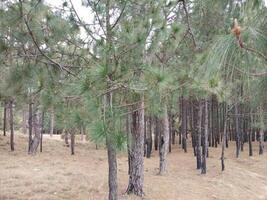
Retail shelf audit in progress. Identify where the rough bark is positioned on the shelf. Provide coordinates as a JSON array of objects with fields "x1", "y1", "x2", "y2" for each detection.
[
  {"x1": 159, "y1": 104, "x2": 170, "y2": 175},
  {"x1": 127, "y1": 96, "x2": 145, "y2": 197},
  {"x1": 29, "y1": 111, "x2": 42, "y2": 154}
]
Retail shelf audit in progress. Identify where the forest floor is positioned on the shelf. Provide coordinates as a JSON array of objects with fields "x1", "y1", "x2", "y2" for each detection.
[{"x1": 0, "y1": 133, "x2": 267, "y2": 200}]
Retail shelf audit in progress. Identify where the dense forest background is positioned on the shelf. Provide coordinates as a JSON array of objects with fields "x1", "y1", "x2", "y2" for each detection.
[{"x1": 0, "y1": 0, "x2": 266, "y2": 199}]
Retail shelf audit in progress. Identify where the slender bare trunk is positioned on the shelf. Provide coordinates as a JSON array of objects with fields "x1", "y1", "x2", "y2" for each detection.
[
  {"x1": 201, "y1": 99, "x2": 208, "y2": 174},
  {"x1": 40, "y1": 111, "x2": 44, "y2": 152},
  {"x1": 3, "y1": 101, "x2": 7, "y2": 136},
  {"x1": 9, "y1": 100, "x2": 14, "y2": 151},
  {"x1": 196, "y1": 100, "x2": 203, "y2": 169},
  {"x1": 28, "y1": 102, "x2": 33, "y2": 154},
  {"x1": 70, "y1": 129, "x2": 75, "y2": 155},
  {"x1": 50, "y1": 107, "x2": 54, "y2": 137}
]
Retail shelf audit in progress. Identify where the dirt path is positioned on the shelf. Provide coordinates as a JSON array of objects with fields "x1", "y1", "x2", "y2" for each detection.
[{"x1": 0, "y1": 133, "x2": 267, "y2": 200}]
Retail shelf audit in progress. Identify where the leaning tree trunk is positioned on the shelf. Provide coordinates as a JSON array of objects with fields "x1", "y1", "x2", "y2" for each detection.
[
  {"x1": 127, "y1": 95, "x2": 145, "y2": 197},
  {"x1": 9, "y1": 100, "x2": 14, "y2": 151},
  {"x1": 29, "y1": 111, "x2": 42, "y2": 154},
  {"x1": 3, "y1": 100, "x2": 7, "y2": 136},
  {"x1": 159, "y1": 104, "x2": 170, "y2": 175},
  {"x1": 196, "y1": 100, "x2": 203, "y2": 169},
  {"x1": 201, "y1": 99, "x2": 208, "y2": 174}
]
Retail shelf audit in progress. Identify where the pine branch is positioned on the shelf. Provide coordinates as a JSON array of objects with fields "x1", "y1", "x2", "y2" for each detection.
[{"x1": 18, "y1": 0, "x2": 76, "y2": 76}]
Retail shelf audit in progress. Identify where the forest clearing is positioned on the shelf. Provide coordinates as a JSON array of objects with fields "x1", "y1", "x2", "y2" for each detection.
[
  {"x1": 0, "y1": 0, "x2": 267, "y2": 200},
  {"x1": 1, "y1": 133, "x2": 267, "y2": 200}
]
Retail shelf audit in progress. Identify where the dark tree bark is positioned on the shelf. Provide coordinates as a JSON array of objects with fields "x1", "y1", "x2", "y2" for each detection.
[
  {"x1": 127, "y1": 96, "x2": 145, "y2": 197},
  {"x1": 40, "y1": 111, "x2": 44, "y2": 152},
  {"x1": 3, "y1": 100, "x2": 7, "y2": 136},
  {"x1": 146, "y1": 117, "x2": 152, "y2": 158},
  {"x1": 259, "y1": 105, "x2": 264, "y2": 155},
  {"x1": 28, "y1": 102, "x2": 33, "y2": 154},
  {"x1": 159, "y1": 104, "x2": 170, "y2": 175},
  {"x1": 196, "y1": 100, "x2": 203, "y2": 169},
  {"x1": 70, "y1": 129, "x2": 75, "y2": 155},
  {"x1": 181, "y1": 96, "x2": 187, "y2": 152},
  {"x1": 221, "y1": 110, "x2": 228, "y2": 171},
  {"x1": 235, "y1": 104, "x2": 241, "y2": 158},
  {"x1": 201, "y1": 99, "x2": 208, "y2": 174},
  {"x1": 9, "y1": 100, "x2": 14, "y2": 151},
  {"x1": 248, "y1": 113, "x2": 253, "y2": 156},
  {"x1": 168, "y1": 112, "x2": 172, "y2": 153},
  {"x1": 154, "y1": 117, "x2": 159, "y2": 151}
]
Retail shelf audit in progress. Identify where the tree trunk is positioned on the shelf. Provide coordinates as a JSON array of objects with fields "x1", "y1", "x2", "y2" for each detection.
[
  {"x1": 105, "y1": 92, "x2": 118, "y2": 200},
  {"x1": 221, "y1": 110, "x2": 228, "y2": 171},
  {"x1": 235, "y1": 104, "x2": 240, "y2": 158},
  {"x1": 146, "y1": 117, "x2": 152, "y2": 158},
  {"x1": 181, "y1": 96, "x2": 187, "y2": 152},
  {"x1": 154, "y1": 117, "x2": 159, "y2": 151},
  {"x1": 127, "y1": 95, "x2": 145, "y2": 197},
  {"x1": 22, "y1": 105, "x2": 27, "y2": 134},
  {"x1": 40, "y1": 111, "x2": 44, "y2": 152},
  {"x1": 28, "y1": 102, "x2": 33, "y2": 154},
  {"x1": 50, "y1": 107, "x2": 54, "y2": 137},
  {"x1": 9, "y1": 100, "x2": 14, "y2": 151},
  {"x1": 259, "y1": 105, "x2": 264, "y2": 155},
  {"x1": 70, "y1": 129, "x2": 75, "y2": 155},
  {"x1": 64, "y1": 129, "x2": 69, "y2": 147},
  {"x1": 248, "y1": 113, "x2": 253, "y2": 156},
  {"x1": 201, "y1": 99, "x2": 208, "y2": 174},
  {"x1": 159, "y1": 104, "x2": 170, "y2": 175},
  {"x1": 196, "y1": 100, "x2": 203, "y2": 169},
  {"x1": 29, "y1": 111, "x2": 42, "y2": 154},
  {"x1": 3, "y1": 100, "x2": 7, "y2": 136}
]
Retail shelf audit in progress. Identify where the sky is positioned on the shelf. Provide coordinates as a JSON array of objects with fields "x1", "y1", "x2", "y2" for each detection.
[{"x1": 45, "y1": 0, "x2": 267, "y2": 21}]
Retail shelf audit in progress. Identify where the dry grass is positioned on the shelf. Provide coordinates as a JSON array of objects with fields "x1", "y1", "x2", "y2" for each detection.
[{"x1": 0, "y1": 133, "x2": 267, "y2": 200}]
